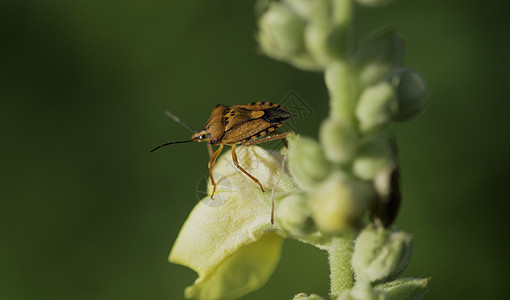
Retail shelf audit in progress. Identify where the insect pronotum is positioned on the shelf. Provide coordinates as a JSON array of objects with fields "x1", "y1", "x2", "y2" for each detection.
[{"x1": 151, "y1": 102, "x2": 291, "y2": 205}]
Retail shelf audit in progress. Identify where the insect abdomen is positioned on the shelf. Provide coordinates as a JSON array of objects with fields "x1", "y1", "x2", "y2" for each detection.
[{"x1": 262, "y1": 106, "x2": 291, "y2": 125}]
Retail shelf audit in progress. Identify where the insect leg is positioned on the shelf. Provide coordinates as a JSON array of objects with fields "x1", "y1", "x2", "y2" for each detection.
[
  {"x1": 231, "y1": 144, "x2": 265, "y2": 192},
  {"x1": 242, "y1": 132, "x2": 290, "y2": 146},
  {"x1": 208, "y1": 144, "x2": 224, "y2": 199},
  {"x1": 207, "y1": 143, "x2": 213, "y2": 158}
]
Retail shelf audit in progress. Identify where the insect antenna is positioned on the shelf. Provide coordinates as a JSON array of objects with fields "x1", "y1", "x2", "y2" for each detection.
[
  {"x1": 165, "y1": 110, "x2": 195, "y2": 133},
  {"x1": 150, "y1": 139, "x2": 194, "y2": 152}
]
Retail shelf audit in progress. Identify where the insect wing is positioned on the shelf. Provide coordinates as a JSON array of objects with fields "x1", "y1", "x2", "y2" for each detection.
[
  {"x1": 221, "y1": 103, "x2": 290, "y2": 144},
  {"x1": 224, "y1": 106, "x2": 264, "y2": 131},
  {"x1": 221, "y1": 118, "x2": 271, "y2": 144}
]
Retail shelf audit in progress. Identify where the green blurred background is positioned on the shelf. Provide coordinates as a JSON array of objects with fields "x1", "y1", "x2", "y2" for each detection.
[{"x1": 1, "y1": 1, "x2": 508, "y2": 299}]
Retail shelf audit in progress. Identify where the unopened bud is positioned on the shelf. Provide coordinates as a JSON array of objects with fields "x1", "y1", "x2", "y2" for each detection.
[
  {"x1": 375, "y1": 278, "x2": 430, "y2": 300},
  {"x1": 287, "y1": 134, "x2": 330, "y2": 189},
  {"x1": 356, "y1": 81, "x2": 398, "y2": 132},
  {"x1": 352, "y1": 223, "x2": 413, "y2": 283},
  {"x1": 276, "y1": 193, "x2": 316, "y2": 237},
  {"x1": 388, "y1": 68, "x2": 428, "y2": 121},
  {"x1": 320, "y1": 118, "x2": 358, "y2": 164},
  {"x1": 293, "y1": 292, "x2": 326, "y2": 300},
  {"x1": 310, "y1": 172, "x2": 374, "y2": 233},
  {"x1": 304, "y1": 20, "x2": 332, "y2": 67},
  {"x1": 258, "y1": 3, "x2": 306, "y2": 62}
]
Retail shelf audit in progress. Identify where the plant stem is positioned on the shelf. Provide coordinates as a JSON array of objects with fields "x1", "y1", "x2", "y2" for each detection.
[
  {"x1": 328, "y1": 233, "x2": 355, "y2": 298},
  {"x1": 325, "y1": 2, "x2": 359, "y2": 297},
  {"x1": 325, "y1": 62, "x2": 358, "y2": 126},
  {"x1": 325, "y1": 0, "x2": 358, "y2": 127}
]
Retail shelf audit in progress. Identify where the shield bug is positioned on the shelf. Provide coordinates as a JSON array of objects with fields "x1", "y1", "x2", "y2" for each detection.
[{"x1": 151, "y1": 102, "x2": 291, "y2": 201}]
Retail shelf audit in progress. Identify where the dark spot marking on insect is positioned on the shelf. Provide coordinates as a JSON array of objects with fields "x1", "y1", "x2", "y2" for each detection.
[
  {"x1": 224, "y1": 120, "x2": 229, "y2": 126},
  {"x1": 262, "y1": 106, "x2": 291, "y2": 125}
]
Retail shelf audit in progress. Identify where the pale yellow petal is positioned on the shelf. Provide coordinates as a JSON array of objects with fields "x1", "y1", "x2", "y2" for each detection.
[{"x1": 169, "y1": 146, "x2": 295, "y2": 299}]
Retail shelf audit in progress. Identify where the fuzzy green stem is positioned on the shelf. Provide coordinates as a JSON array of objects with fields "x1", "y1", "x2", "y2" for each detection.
[
  {"x1": 328, "y1": 233, "x2": 355, "y2": 298},
  {"x1": 325, "y1": 62, "x2": 359, "y2": 125},
  {"x1": 325, "y1": 0, "x2": 359, "y2": 126},
  {"x1": 330, "y1": 0, "x2": 354, "y2": 59}
]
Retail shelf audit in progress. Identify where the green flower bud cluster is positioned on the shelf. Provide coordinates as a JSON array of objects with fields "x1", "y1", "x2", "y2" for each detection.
[
  {"x1": 260, "y1": 3, "x2": 427, "y2": 239},
  {"x1": 354, "y1": 26, "x2": 428, "y2": 130},
  {"x1": 258, "y1": 0, "x2": 352, "y2": 71},
  {"x1": 316, "y1": 25, "x2": 427, "y2": 230},
  {"x1": 279, "y1": 131, "x2": 399, "y2": 236},
  {"x1": 256, "y1": 0, "x2": 430, "y2": 298},
  {"x1": 277, "y1": 134, "x2": 377, "y2": 236}
]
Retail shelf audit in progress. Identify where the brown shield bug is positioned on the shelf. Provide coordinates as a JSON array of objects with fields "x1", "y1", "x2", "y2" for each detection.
[{"x1": 151, "y1": 102, "x2": 291, "y2": 201}]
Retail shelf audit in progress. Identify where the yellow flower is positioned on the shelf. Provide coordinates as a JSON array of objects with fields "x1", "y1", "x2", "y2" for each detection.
[{"x1": 169, "y1": 146, "x2": 296, "y2": 300}]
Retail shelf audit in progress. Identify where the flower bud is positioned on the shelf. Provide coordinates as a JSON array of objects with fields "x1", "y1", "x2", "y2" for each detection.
[
  {"x1": 355, "y1": 25, "x2": 404, "y2": 87},
  {"x1": 304, "y1": 20, "x2": 332, "y2": 67},
  {"x1": 258, "y1": 2, "x2": 325, "y2": 71},
  {"x1": 352, "y1": 223, "x2": 413, "y2": 283},
  {"x1": 258, "y1": 3, "x2": 306, "y2": 61},
  {"x1": 283, "y1": 0, "x2": 330, "y2": 21},
  {"x1": 309, "y1": 172, "x2": 374, "y2": 233},
  {"x1": 352, "y1": 133, "x2": 395, "y2": 181},
  {"x1": 320, "y1": 118, "x2": 358, "y2": 164},
  {"x1": 355, "y1": 0, "x2": 395, "y2": 7},
  {"x1": 338, "y1": 282, "x2": 388, "y2": 300},
  {"x1": 287, "y1": 134, "x2": 330, "y2": 189},
  {"x1": 356, "y1": 81, "x2": 398, "y2": 132},
  {"x1": 388, "y1": 68, "x2": 428, "y2": 121},
  {"x1": 276, "y1": 193, "x2": 316, "y2": 237},
  {"x1": 375, "y1": 278, "x2": 430, "y2": 300},
  {"x1": 293, "y1": 292, "x2": 326, "y2": 300}
]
